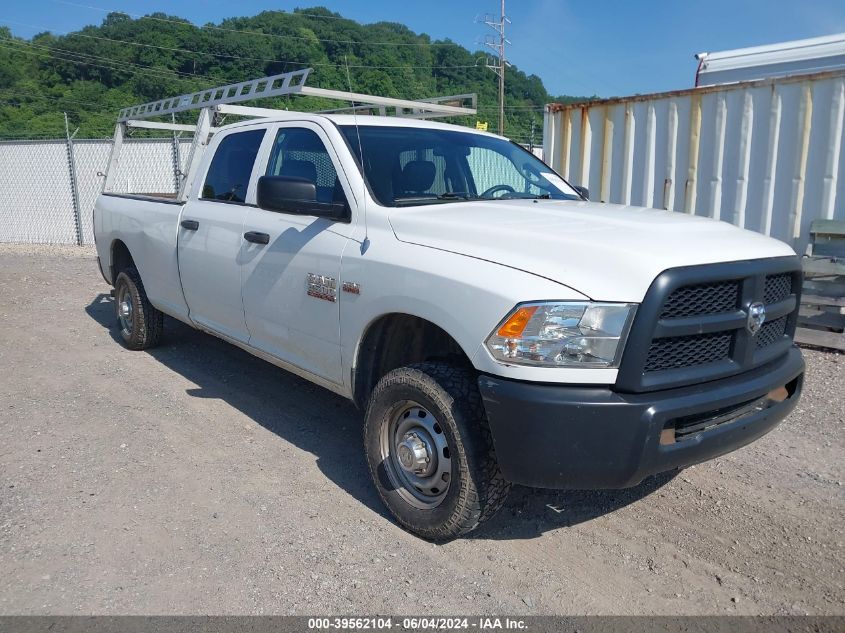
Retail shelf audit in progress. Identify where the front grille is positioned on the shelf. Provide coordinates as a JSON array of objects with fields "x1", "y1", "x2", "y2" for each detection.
[
  {"x1": 671, "y1": 395, "x2": 766, "y2": 441},
  {"x1": 666, "y1": 375, "x2": 800, "y2": 442},
  {"x1": 756, "y1": 315, "x2": 788, "y2": 349},
  {"x1": 763, "y1": 273, "x2": 793, "y2": 305},
  {"x1": 645, "y1": 332, "x2": 732, "y2": 372},
  {"x1": 616, "y1": 257, "x2": 801, "y2": 392},
  {"x1": 660, "y1": 280, "x2": 739, "y2": 318}
]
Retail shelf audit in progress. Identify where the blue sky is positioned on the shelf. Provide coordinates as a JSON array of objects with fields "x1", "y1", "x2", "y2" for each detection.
[{"x1": 4, "y1": 0, "x2": 845, "y2": 98}]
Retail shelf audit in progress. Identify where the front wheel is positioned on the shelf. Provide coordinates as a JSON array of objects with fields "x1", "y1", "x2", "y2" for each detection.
[{"x1": 364, "y1": 363, "x2": 511, "y2": 540}]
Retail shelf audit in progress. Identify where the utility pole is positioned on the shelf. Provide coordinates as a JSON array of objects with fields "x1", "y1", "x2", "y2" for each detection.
[{"x1": 483, "y1": 1, "x2": 510, "y2": 135}]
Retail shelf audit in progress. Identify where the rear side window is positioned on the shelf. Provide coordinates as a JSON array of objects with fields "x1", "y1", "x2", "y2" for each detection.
[
  {"x1": 201, "y1": 129, "x2": 265, "y2": 203},
  {"x1": 266, "y1": 128, "x2": 343, "y2": 204}
]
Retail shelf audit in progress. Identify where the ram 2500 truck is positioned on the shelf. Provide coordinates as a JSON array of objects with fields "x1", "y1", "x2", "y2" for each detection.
[{"x1": 94, "y1": 75, "x2": 804, "y2": 539}]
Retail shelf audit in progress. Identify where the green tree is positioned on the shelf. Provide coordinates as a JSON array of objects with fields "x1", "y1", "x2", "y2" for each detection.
[{"x1": 0, "y1": 8, "x2": 587, "y2": 139}]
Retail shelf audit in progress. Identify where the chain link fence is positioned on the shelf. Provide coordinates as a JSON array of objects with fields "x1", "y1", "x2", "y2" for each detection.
[
  {"x1": 0, "y1": 137, "x2": 192, "y2": 246},
  {"x1": 0, "y1": 136, "x2": 543, "y2": 247}
]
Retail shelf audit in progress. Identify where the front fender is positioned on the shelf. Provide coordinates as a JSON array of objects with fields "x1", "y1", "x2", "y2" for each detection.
[{"x1": 338, "y1": 235, "x2": 597, "y2": 391}]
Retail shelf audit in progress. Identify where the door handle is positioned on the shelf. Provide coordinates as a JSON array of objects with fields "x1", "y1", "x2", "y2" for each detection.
[
  {"x1": 180, "y1": 219, "x2": 199, "y2": 231},
  {"x1": 244, "y1": 231, "x2": 270, "y2": 245}
]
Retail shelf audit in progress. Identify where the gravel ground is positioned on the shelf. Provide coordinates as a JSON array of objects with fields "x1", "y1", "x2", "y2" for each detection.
[{"x1": 0, "y1": 244, "x2": 843, "y2": 616}]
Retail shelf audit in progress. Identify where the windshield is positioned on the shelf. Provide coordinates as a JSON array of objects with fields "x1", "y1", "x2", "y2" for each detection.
[{"x1": 339, "y1": 125, "x2": 581, "y2": 207}]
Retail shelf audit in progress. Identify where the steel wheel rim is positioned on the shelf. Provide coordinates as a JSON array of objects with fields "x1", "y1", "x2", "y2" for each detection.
[
  {"x1": 117, "y1": 285, "x2": 134, "y2": 336},
  {"x1": 380, "y1": 401, "x2": 452, "y2": 509}
]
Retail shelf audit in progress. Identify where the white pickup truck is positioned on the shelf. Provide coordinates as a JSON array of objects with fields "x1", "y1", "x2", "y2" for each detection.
[{"x1": 94, "y1": 74, "x2": 804, "y2": 539}]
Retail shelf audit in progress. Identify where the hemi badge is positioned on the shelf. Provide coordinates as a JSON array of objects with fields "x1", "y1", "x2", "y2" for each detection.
[
  {"x1": 306, "y1": 273, "x2": 337, "y2": 302},
  {"x1": 342, "y1": 281, "x2": 361, "y2": 295}
]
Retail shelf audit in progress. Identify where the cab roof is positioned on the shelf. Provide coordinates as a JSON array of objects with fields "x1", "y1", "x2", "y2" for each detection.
[{"x1": 218, "y1": 111, "x2": 502, "y2": 139}]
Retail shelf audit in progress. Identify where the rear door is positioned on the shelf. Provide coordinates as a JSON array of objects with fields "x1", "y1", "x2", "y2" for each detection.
[
  {"x1": 177, "y1": 127, "x2": 267, "y2": 342},
  {"x1": 240, "y1": 122, "x2": 356, "y2": 384}
]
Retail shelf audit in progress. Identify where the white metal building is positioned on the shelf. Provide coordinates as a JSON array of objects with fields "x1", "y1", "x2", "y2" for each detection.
[
  {"x1": 695, "y1": 33, "x2": 845, "y2": 87},
  {"x1": 542, "y1": 70, "x2": 845, "y2": 254}
]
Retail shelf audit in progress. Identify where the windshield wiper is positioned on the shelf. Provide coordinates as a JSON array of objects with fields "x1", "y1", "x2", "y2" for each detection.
[
  {"x1": 395, "y1": 191, "x2": 555, "y2": 206},
  {"x1": 393, "y1": 192, "x2": 479, "y2": 206},
  {"x1": 494, "y1": 192, "x2": 552, "y2": 200},
  {"x1": 437, "y1": 192, "x2": 476, "y2": 200}
]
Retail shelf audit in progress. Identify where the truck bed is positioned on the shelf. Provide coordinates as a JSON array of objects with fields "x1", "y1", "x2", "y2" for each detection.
[{"x1": 93, "y1": 192, "x2": 189, "y2": 321}]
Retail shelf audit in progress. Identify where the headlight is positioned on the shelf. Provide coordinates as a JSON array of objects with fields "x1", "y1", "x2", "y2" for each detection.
[{"x1": 485, "y1": 302, "x2": 637, "y2": 368}]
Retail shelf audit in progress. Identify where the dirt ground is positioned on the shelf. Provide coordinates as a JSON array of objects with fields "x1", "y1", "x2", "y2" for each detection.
[{"x1": 0, "y1": 244, "x2": 843, "y2": 616}]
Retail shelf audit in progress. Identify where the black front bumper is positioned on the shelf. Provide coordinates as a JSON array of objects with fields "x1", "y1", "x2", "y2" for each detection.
[{"x1": 478, "y1": 346, "x2": 804, "y2": 489}]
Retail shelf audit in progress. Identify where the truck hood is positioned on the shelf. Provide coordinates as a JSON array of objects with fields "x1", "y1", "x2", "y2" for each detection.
[{"x1": 388, "y1": 200, "x2": 796, "y2": 302}]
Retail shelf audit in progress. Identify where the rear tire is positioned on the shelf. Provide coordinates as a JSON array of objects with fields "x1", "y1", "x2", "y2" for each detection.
[
  {"x1": 114, "y1": 267, "x2": 163, "y2": 350},
  {"x1": 364, "y1": 362, "x2": 511, "y2": 540}
]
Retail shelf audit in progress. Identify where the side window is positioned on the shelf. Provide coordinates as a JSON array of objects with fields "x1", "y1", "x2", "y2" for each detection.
[
  {"x1": 201, "y1": 129, "x2": 265, "y2": 203},
  {"x1": 267, "y1": 128, "x2": 343, "y2": 204}
]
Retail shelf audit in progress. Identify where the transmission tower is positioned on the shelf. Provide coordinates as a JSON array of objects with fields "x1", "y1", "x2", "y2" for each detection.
[{"x1": 481, "y1": 1, "x2": 511, "y2": 135}]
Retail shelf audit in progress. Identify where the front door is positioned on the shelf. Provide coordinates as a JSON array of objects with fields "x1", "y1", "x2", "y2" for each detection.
[
  {"x1": 240, "y1": 123, "x2": 355, "y2": 384},
  {"x1": 177, "y1": 127, "x2": 266, "y2": 343}
]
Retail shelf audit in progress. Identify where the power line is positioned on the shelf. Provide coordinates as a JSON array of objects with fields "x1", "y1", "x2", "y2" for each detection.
[
  {"x1": 0, "y1": 36, "x2": 226, "y2": 81},
  {"x1": 0, "y1": 97, "x2": 115, "y2": 119},
  {"x1": 0, "y1": 40, "x2": 546, "y2": 121},
  {"x1": 1, "y1": 19, "x2": 487, "y2": 70},
  {"x1": 0, "y1": 41, "x2": 501, "y2": 116},
  {"x1": 0, "y1": 98, "x2": 106, "y2": 112},
  {"x1": 2, "y1": 36, "x2": 216, "y2": 80},
  {"x1": 0, "y1": 85, "x2": 157, "y2": 117},
  {"x1": 476, "y1": 105, "x2": 544, "y2": 111},
  {"x1": 0, "y1": 33, "x2": 492, "y2": 99},
  {"x1": 0, "y1": 39, "x2": 218, "y2": 83},
  {"x1": 0, "y1": 27, "x2": 547, "y2": 128},
  {"x1": 54, "y1": 0, "x2": 364, "y2": 24},
  {"x1": 54, "y1": 0, "x2": 449, "y2": 48},
  {"x1": 0, "y1": 89, "x2": 109, "y2": 109}
]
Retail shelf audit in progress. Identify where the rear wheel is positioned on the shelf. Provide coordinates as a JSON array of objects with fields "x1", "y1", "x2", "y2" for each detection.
[
  {"x1": 364, "y1": 362, "x2": 510, "y2": 540},
  {"x1": 114, "y1": 267, "x2": 163, "y2": 350}
]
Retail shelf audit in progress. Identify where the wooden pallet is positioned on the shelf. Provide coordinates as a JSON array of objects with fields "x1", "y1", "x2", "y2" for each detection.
[
  {"x1": 796, "y1": 302, "x2": 845, "y2": 351},
  {"x1": 808, "y1": 219, "x2": 845, "y2": 259},
  {"x1": 796, "y1": 220, "x2": 845, "y2": 351}
]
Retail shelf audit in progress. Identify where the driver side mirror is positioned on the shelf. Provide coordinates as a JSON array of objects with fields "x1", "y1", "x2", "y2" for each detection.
[
  {"x1": 573, "y1": 185, "x2": 589, "y2": 200},
  {"x1": 257, "y1": 175, "x2": 348, "y2": 221}
]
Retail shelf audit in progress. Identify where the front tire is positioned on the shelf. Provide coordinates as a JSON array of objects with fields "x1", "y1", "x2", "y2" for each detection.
[
  {"x1": 114, "y1": 267, "x2": 163, "y2": 350},
  {"x1": 364, "y1": 363, "x2": 511, "y2": 540}
]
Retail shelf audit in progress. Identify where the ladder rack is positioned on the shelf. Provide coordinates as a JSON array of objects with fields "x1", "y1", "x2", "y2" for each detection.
[
  {"x1": 314, "y1": 93, "x2": 478, "y2": 118},
  {"x1": 117, "y1": 69, "x2": 312, "y2": 122},
  {"x1": 104, "y1": 69, "x2": 478, "y2": 202},
  {"x1": 117, "y1": 68, "x2": 477, "y2": 122}
]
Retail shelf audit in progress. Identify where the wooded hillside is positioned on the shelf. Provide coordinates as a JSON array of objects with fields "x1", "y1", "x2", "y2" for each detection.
[{"x1": 0, "y1": 6, "x2": 586, "y2": 141}]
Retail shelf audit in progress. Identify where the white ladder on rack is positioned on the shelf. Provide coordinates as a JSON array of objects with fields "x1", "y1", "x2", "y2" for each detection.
[{"x1": 104, "y1": 68, "x2": 478, "y2": 201}]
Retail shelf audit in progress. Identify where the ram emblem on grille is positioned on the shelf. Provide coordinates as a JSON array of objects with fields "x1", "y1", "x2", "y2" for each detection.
[{"x1": 746, "y1": 302, "x2": 766, "y2": 336}]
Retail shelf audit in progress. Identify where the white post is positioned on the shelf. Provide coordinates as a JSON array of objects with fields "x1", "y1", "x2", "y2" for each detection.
[
  {"x1": 178, "y1": 107, "x2": 213, "y2": 202},
  {"x1": 103, "y1": 122, "x2": 125, "y2": 193}
]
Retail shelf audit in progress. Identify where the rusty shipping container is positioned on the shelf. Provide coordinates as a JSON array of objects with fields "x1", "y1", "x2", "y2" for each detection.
[{"x1": 542, "y1": 71, "x2": 845, "y2": 253}]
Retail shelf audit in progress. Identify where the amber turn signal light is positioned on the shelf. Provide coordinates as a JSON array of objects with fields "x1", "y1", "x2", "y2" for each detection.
[{"x1": 496, "y1": 305, "x2": 538, "y2": 338}]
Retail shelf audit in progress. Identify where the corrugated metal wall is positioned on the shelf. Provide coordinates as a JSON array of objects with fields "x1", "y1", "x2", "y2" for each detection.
[
  {"x1": 543, "y1": 70, "x2": 845, "y2": 254},
  {"x1": 0, "y1": 138, "x2": 192, "y2": 246}
]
